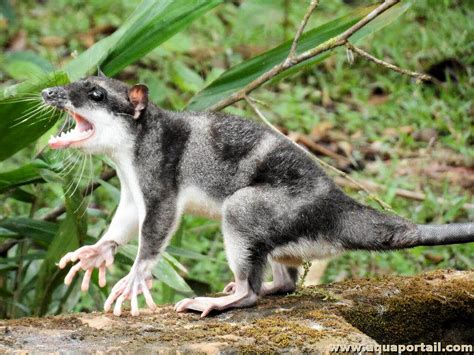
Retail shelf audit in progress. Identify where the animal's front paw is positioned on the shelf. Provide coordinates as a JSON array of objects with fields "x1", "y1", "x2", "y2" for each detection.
[
  {"x1": 103, "y1": 269, "x2": 155, "y2": 316},
  {"x1": 58, "y1": 240, "x2": 118, "y2": 290}
]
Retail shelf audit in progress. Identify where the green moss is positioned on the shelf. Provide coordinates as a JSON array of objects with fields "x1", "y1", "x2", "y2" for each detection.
[
  {"x1": 339, "y1": 270, "x2": 474, "y2": 344},
  {"x1": 2, "y1": 270, "x2": 471, "y2": 352}
]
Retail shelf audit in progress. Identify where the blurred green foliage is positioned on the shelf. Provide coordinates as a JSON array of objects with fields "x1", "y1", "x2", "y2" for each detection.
[{"x1": 0, "y1": 0, "x2": 472, "y2": 319}]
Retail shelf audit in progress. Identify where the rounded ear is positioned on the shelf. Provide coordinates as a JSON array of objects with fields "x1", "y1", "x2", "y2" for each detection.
[{"x1": 128, "y1": 84, "x2": 149, "y2": 119}]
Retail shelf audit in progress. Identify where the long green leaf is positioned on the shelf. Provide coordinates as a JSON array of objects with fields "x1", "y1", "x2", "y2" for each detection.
[
  {"x1": 33, "y1": 174, "x2": 87, "y2": 316},
  {"x1": 187, "y1": 3, "x2": 409, "y2": 111},
  {"x1": 0, "y1": 159, "x2": 49, "y2": 193},
  {"x1": 0, "y1": 72, "x2": 69, "y2": 161},
  {"x1": 0, "y1": 218, "x2": 58, "y2": 247},
  {"x1": 166, "y1": 245, "x2": 223, "y2": 263},
  {"x1": 119, "y1": 245, "x2": 193, "y2": 295},
  {"x1": 66, "y1": 0, "x2": 223, "y2": 80}
]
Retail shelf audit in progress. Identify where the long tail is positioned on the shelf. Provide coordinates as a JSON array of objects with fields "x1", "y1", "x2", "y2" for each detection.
[
  {"x1": 335, "y1": 192, "x2": 474, "y2": 250},
  {"x1": 415, "y1": 223, "x2": 474, "y2": 246}
]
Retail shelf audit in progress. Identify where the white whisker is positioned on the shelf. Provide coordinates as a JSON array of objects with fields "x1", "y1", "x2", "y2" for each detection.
[
  {"x1": 11, "y1": 104, "x2": 48, "y2": 127},
  {"x1": 69, "y1": 153, "x2": 88, "y2": 198}
]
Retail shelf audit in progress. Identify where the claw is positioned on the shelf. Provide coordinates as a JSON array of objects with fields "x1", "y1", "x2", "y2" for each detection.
[
  {"x1": 114, "y1": 294, "x2": 126, "y2": 316},
  {"x1": 104, "y1": 277, "x2": 127, "y2": 312},
  {"x1": 201, "y1": 304, "x2": 217, "y2": 318},
  {"x1": 131, "y1": 283, "x2": 139, "y2": 316},
  {"x1": 105, "y1": 270, "x2": 155, "y2": 317},
  {"x1": 142, "y1": 281, "x2": 156, "y2": 311}
]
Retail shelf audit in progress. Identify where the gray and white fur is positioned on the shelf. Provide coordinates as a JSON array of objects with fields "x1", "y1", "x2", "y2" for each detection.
[{"x1": 43, "y1": 76, "x2": 474, "y2": 317}]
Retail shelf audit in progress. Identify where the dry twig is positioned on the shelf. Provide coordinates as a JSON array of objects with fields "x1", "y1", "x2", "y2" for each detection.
[
  {"x1": 287, "y1": 0, "x2": 319, "y2": 60},
  {"x1": 210, "y1": 0, "x2": 401, "y2": 111},
  {"x1": 345, "y1": 41, "x2": 436, "y2": 83},
  {"x1": 334, "y1": 177, "x2": 474, "y2": 212},
  {"x1": 232, "y1": 0, "x2": 448, "y2": 212}
]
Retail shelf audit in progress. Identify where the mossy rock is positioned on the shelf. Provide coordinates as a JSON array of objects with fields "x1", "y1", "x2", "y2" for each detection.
[{"x1": 0, "y1": 269, "x2": 472, "y2": 353}]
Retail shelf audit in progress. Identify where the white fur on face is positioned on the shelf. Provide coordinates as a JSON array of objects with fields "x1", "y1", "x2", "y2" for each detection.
[{"x1": 71, "y1": 107, "x2": 135, "y2": 157}]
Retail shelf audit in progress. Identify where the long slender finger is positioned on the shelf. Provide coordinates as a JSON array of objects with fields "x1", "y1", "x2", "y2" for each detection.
[
  {"x1": 142, "y1": 282, "x2": 157, "y2": 311},
  {"x1": 98, "y1": 264, "x2": 106, "y2": 287},
  {"x1": 81, "y1": 268, "x2": 93, "y2": 291},
  {"x1": 131, "y1": 283, "x2": 139, "y2": 316},
  {"x1": 59, "y1": 252, "x2": 74, "y2": 269},
  {"x1": 64, "y1": 263, "x2": 82, "y2": 285},
  {"x1": 175, "y1": 298, "x2": 193, "y2": 312},
  {"x1": 113, "y1": 294, "x2": 126, "y2": 316},
  {"x1": 104, "y1": 280, "x2": 127, "y2": 312}
]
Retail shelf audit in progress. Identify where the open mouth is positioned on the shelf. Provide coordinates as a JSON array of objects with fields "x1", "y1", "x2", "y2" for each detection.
[{"x1": 48, "y1": 111, "x2": 94, "y2": 149}]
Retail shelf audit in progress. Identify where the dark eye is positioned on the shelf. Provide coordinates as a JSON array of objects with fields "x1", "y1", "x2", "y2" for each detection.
[{"x1": 88, "y1": 89, "x2": 105, "y2": 101}]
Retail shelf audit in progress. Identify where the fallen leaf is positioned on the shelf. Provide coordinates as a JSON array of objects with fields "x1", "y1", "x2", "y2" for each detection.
[
  {"x1": 424, "y1": 253, "x2": 444, "y2": 264},
  {"x1": 412, "y1": 128, "x2": 438, "y2": 142},
  {"x1": 337, "y1": 141, "x2": 353, "y2": 157},
  {"x1": 310, "y1": 121, "x2": 333, "y2": 141},
  {"x1": 383, "y1": 125, "x2": 414, "y2": 137},
  {"x1": 234, "y1": 44, "x2": 266, "y2": 59},
  {"x1": 8, "y1": 30, "x2": 27, "y2": 51},
  {"x1": 78, "y1": 34, "x2": 95, "y2": 48},
  {"x1": 40, "y1": 36, "x2": 65, "y2": 47}
]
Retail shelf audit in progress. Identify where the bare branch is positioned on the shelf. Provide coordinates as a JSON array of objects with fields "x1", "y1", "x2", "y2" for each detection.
[
  {"x1": 210, "y1": 0, "x2": 400, "y2": 111},
  {"x1": 345, "y1": 41, "x2": 436, "y2": 83},
  {"x1": 287, "y1": 0, "x2": 319, "y2": 60},
  {"x1": 244, "y1": 96, "x2": 280, "y2": 135},
  {"x1": 334, "y1": 177, "x2": 474, "y2": 212}
]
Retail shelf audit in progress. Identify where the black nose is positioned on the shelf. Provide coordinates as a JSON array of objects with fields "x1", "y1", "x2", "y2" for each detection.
[{"x1": 42, "y1": 88, "x2": 58, "y2": 100}]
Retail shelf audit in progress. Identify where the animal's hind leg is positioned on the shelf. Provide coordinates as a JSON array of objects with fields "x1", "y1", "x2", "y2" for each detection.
[
  {"x1": 224, "y1": 261, "x2": 298, "y2": 296},
  {"x1": 175, "y1": 217, "x2": 262, "y2": 317},
  {"x1": 176, "y1": 188, "x2": 269, "y2": 317},
  {"x1": 261, "y1": 261, "x2": 298, "y2": 296}
]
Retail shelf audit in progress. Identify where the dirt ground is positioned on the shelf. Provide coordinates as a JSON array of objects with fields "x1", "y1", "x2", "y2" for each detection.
[{"x1": 1, "y1": 269, "x2": 472, "y2": 353}]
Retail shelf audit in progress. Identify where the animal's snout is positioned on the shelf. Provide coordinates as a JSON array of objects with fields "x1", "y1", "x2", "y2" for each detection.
[{"x1": 41, "y1": 87, "x2": 66, "y2": 102}]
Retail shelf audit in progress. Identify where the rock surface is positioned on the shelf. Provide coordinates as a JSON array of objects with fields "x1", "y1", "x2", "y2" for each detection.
[{"x1": 0, "y1": 270, "x2": 472, "y2": 353}]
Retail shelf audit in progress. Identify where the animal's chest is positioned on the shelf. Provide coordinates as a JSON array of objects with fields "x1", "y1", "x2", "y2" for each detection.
[{"x1": 178, "y1": 186, "x2": 222, "y2": 220}]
